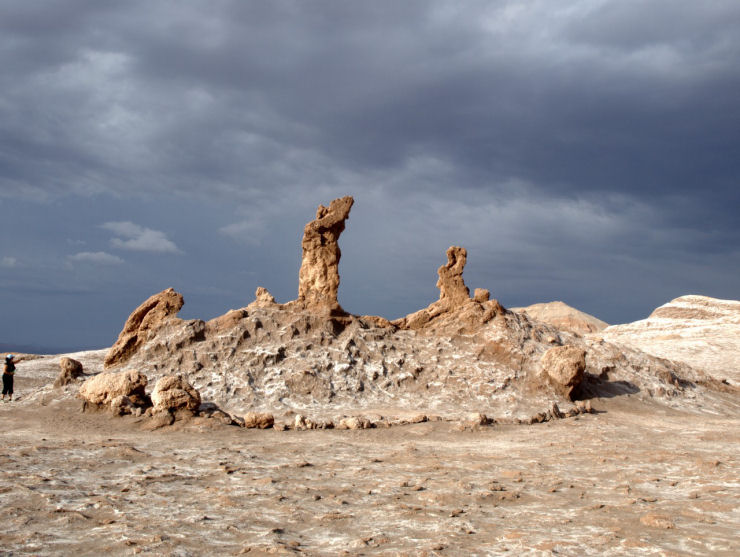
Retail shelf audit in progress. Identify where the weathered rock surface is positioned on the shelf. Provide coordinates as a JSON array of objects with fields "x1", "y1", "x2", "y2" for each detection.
[
  {"x1": 252, "y1": 287, "x2": 277, "y2": 307},
  {"x1": 437, "y1": 246, "x2": 470, "y2": 305},
  {"x1": 78, "y1": 369, "x2": 148, "y2": 407},
  {"x1": 90, "y1": 197, "x2": 728, "y2": 422},
  {"x1": 602, "y1": 295, "x2": 740, "y2": 385},
  {"x1": 296, "y1": 195, "x2": 354, "y2": 313},
  {"x1": 54, "y1": 356, "x2": 84, "y2": 387},
  {"x1": 512, "y1": 301, "x2": 608, "y2": 335},
  {"x1": 104, "y1": 288, "x2": 184, "y2": 369},
  {"x1": 338, "y1": 416, "x2": 372, "y2": 430},
  {"x1": 393, "y1": 246, "x2": 504, "y2": 333},
  {"x1": 110, "y1": 394, "x2": 135, "y2": 416},
  {"x1": 151, "y1": 374, "x2": 201, "y2": 414},
  {"x1": 243, "y1": 412, "x2": 275, "y2": 429},
  {"x1": 540, "y1": 346, "x2": 587, "y2": 400}
]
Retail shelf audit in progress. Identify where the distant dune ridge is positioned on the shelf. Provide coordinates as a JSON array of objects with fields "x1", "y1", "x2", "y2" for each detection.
[
  {"x1": 602, "y1": 295, "x2": 740, "y2": 386},
  {"x1": 510, "y1": 301, "x2": 608, "y2": 335}
]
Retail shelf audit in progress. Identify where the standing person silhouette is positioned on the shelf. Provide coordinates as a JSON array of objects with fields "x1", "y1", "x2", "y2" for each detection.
[{"x1": 3, "y1": 354, "x2": 17, "y2": 402}]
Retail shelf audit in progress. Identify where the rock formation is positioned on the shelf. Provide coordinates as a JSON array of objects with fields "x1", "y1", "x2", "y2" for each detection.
[
  {"x1": 602, "y1": 295, "x2": 740, "y2": 385},
  {"x1": 243, "y1": 412, "x2": 275, "y2": 429},
  {"x1": 393, "y1": 246, "x2": 503, "y2": 332},
  {"x1": 78, "y1": 369, "x2": 148, "y2": 408},
  {"x1": 151, "y1": 374, "x2": 201, "y2": 414},
  {"x1": 437, "y1": 246, "x2": 470, "y2": 304},
  {"x1": 511, "y1": 301, "x2": 608, "y2": 335},
  {"x1": 296, "y1": 195, "x2": 354, "y2": 313},
  {"x1": 95, "y1": 196, "x2": 726, "y2": 422},
  {"x1": 252, "y1": 287, "x2": 277, "y2": 307},
  {"x1": 540, "y1": 345, "x2": 587, "y2": 400},
  {"x1": 54, "y1": 356, "x2": 84, "y2": 388},
  {"x1": 104, "y1": 288, "x2": 184, "y2": 369}
]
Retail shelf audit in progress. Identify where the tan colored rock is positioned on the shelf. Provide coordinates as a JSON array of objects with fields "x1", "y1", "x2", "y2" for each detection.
[
  {"x1": 104, "y1": 288, "x2": 184, "y2": 368},
  {"x1": 549, "y1": 402, "x2": 563, "y2": 419},
  {"x1": 243, "y1": 412, "x2": 275, "y2": 429},
  {"x1": 79, "y1": 369, "x2": 148, "y2": 407},
  {"x1": 54, "y1": 357, "x2": 84, "y2": 388},
  {"x1": 466, "y1": 412, "x2": 490, "y2": 426},
  {"x1": 151, "y1": 374, "x2": 201, "y2": 414},
  {"x1": 205, "y1": 308, "x2": 248, "y2": 334},
  {"x1": 473, "y1": 288, "x2": 490, "y2": 303},
  {"x1": 540, "y1": 346, "x2": 587, "y2": 400},
  {"x1": 393, "y1": 246, "x2": 503, "y2": 332},
  {"x1": 200, "y1": 405, "x2": 236, "y2": 426},
  {"x1": 338, "y1": 416, "x2": 372, "y2": 430},
  {"x1": 110, "y1": 395, "x2": 134, "y2": 416},
  {"x1": 575, "y1": 399, "x2": 594, "y2": 414},
  {"x1": 253, "y1": 287, "x2": 277, "y2": 307},
  {"x1": 297, "y1": 196, "x2": 354, "y2": 312},
  {"x1": 294, "y1": 414, "x2": 318, "y2": 430},
  {"x1": 437, "y1": 246, "x2": 470, "y2": 305},
  {"x1": 511, "y1": 301, "x2": 608, "y2": 335},
  {"x1": 640, "y1": 513, "x2": 675, "y2": 529}
]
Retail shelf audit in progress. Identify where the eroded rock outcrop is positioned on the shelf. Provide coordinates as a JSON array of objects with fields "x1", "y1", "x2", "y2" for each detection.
[
  {"x1": 540, "y1": 345, "x2": 587, "y2": 400},
  {"x1": 243, "y1": 412, "x2": 275, "y2": 429},
  {"x1": 437, "y1": 246, "x2": 470, "y2": 304},
  {"x1": 54, "y1": 357, "x2": 84, "y2": 388},
  {"x1": 105, "y1": 288, "x2": 184, "y2": 369},
  {"x1": 393, "y1": 246, "x2": 503, "y2": 332},
  {"x1": 252, "y1": 287, "x2": 277, "y2": 307},
  {"x1": 151, "y1": 374, "x2": 201, "y2": 414},
  {"x1": 79, "y1": 369, "x2": 149, "y2": 408},
  {"x1": 95, "y1": 196, "x2": 722, "y2": 421},
  {"x1": 296, "y1": 196, "x2": 354, "y2": 313}
]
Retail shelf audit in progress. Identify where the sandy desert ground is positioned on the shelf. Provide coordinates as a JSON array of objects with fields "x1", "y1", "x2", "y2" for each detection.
[{"x1": 0, "y1": 352, "x2": 738, "y2": 556}]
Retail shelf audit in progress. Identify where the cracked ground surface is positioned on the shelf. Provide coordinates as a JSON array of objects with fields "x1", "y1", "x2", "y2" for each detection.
[{"x1": 1, "y1": 392, "x2": 738, "y2": 556}]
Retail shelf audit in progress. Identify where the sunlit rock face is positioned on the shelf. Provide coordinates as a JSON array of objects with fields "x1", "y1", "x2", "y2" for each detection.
[
  {"x1": 297, "y1": 195, "x2": 354, "y2": 314},
  {"x1": 104, "y1": 288, "x2": 184, "y2": 369}
]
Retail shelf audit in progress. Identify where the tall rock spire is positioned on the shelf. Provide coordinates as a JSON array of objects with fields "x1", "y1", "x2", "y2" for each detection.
[{"x1": 297, "y1": 196, "x2": 354, "y2": 312}]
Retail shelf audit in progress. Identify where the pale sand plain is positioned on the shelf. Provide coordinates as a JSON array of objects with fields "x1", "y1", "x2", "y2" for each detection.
[{"x1": 0, "y1": 352, "x2": 738, "y2": 555}]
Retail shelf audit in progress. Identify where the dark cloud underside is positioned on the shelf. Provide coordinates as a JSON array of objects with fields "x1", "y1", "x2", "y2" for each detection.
[{"x1": 0, "y1": 1, "x2": 738, "y2": 349}]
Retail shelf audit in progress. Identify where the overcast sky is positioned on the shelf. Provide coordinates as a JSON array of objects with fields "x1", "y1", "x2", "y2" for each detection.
[{"x1": 1, "y1": 0, "x2": 739, "y2": 351}]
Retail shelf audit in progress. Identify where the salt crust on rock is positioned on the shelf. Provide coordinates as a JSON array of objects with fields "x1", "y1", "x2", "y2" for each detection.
[
  {"x1": 98, "y1": 196, "x2": 726, "y2": 422},
  {"x1": 602, "y1": 295, "x2": 740, "y2": 385}
]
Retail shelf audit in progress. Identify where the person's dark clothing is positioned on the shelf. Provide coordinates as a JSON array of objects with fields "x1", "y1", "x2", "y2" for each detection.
[{"x1": 3, "y1": 361, "x2": 14, "y2": 395}]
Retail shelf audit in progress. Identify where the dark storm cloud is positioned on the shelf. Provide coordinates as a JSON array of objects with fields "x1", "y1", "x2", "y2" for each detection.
[
  {"x1": 3, "y1": 1, "x2": 739, "y2": 200},
  {"x1": 1, "y1": 0, "x2": 739, "y2": 348}
]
